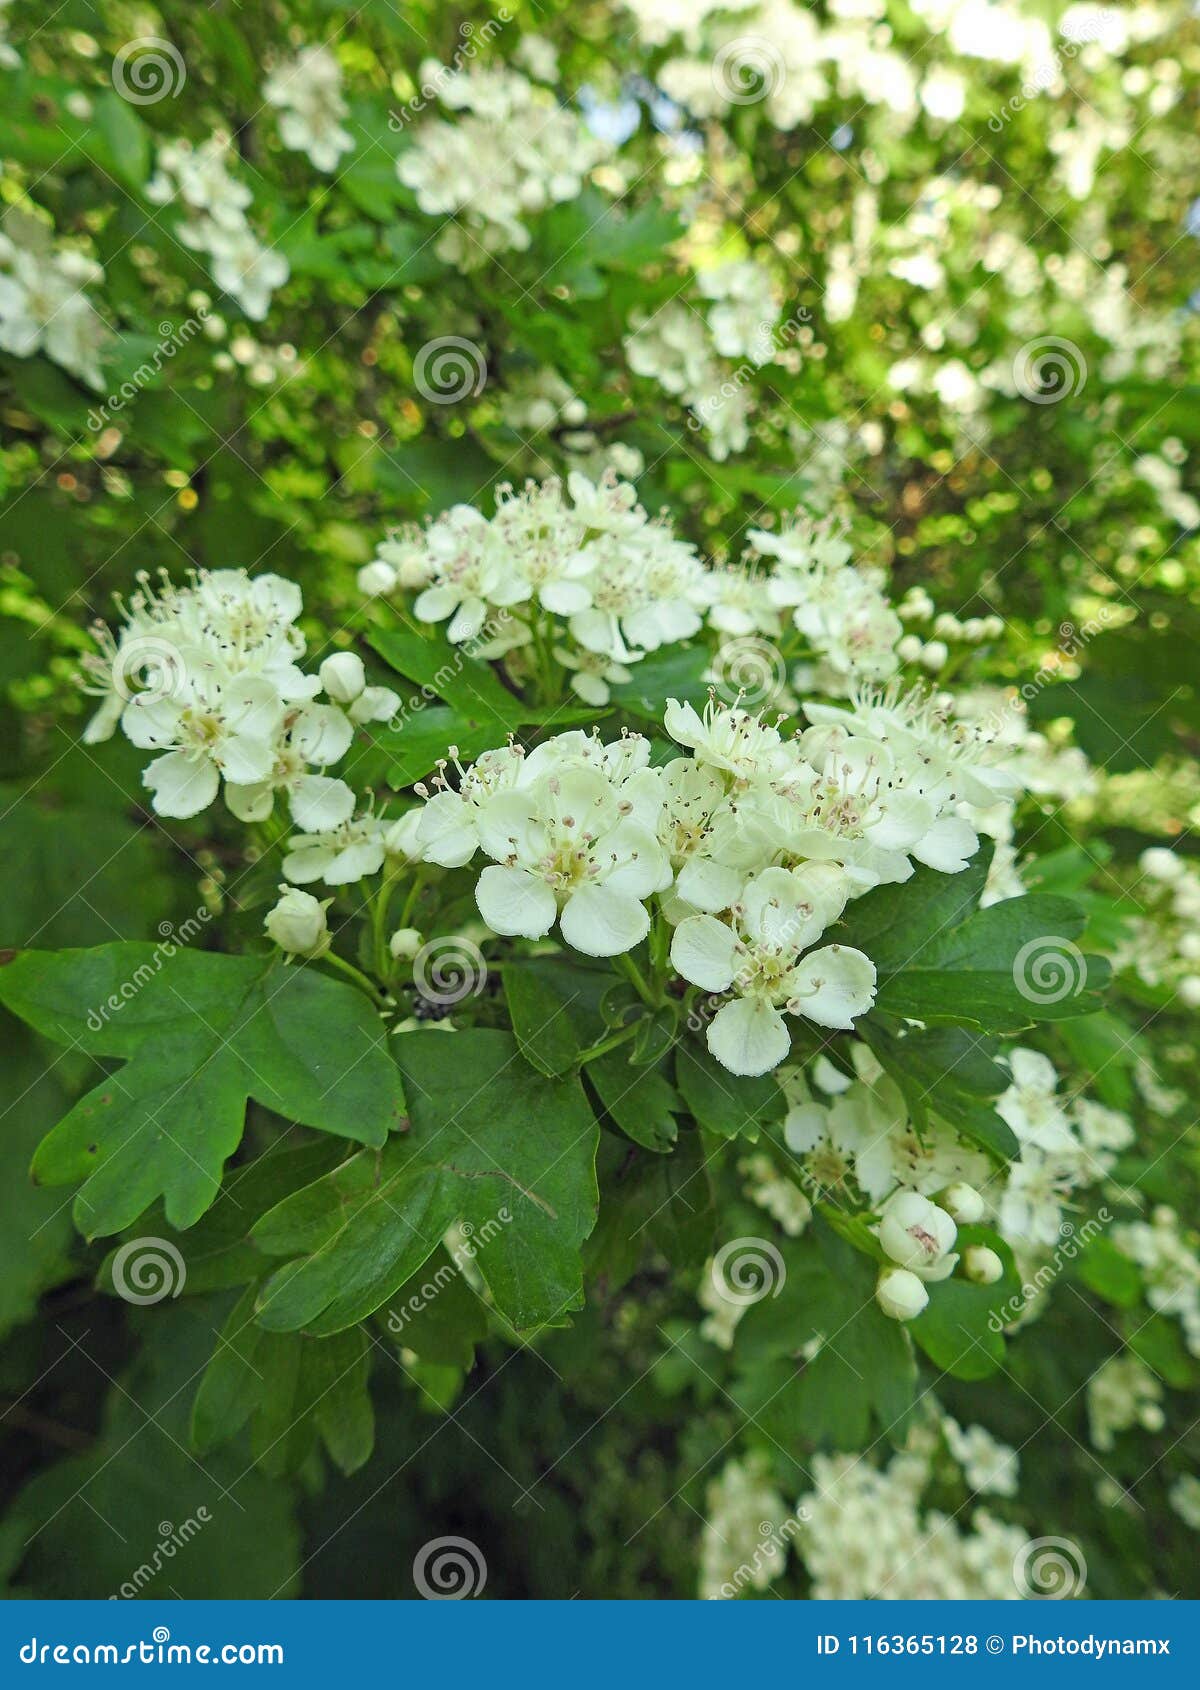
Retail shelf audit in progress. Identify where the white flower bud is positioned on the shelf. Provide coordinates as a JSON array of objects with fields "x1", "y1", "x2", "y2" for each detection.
[
  {"x1": 264, "y1": 886, "x2": 331, "y2": 959},
  {"x1": 357, "y1": 560, "x2": 398, "y2": 597},
  {"x1": 319, "y1": 652, "x2": 366, "y2": 704},
  {"x1": 389, "y1": 927, "x2": 424, "y2": 961},
  {"x1": 1179, "y1": 975, "x2": 1200, "y2": 1008},
  {"x1": 963, "y1": 1245, "x2": 1003, "y2": 1286},
  {"x1": 349, "y1": 685, "x2": 400, "y2": 725},
  {"x1": 878, "y1": 1190, "x2": 957, "y2": 1274},
  {"x1": 920, "y1": 639, "x2": 950, "y2": 671},
  {"x1": 897, "y1": 634, "x2": 923, "y2": 662},
  {"x1": 940, "y1": 1182, "x2": 985, "y2": 1225},
  {"x1": 876, "y1": 1266, "x2": 929, "y2": 1322}
]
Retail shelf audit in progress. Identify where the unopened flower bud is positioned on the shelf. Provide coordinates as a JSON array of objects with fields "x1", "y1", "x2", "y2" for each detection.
[
  {"x1": 878, "y1": 1190, "x2": 957, "y2": 1274},
  {"x1": 940, "y1": 1182, "x2": 985, "y2": 1225},
  {"x1": 264, "y1": 885, "x2": 330, "y2": 959},
  {"x1": 963, "y1": 1245, "x2": 1003, "y2": 1286},
  {"x1": 349, "y1": 684, "x2": 400, "y2": 725},
  {"x1": 876, "y1": 1266, "x2": 929, "y2": 1322},
  {"x1": 389, "y1": 927, "x2": 424, "y2": 961},
  {"x1": 357, "y1": 560, "x2": 398, "y2": 597},
  {"x1": 319, "y1": 652, "x2": 366, "y2": 704},
  {"x1": 920, "y1": 639, "x2": 950, "y2": 671}
]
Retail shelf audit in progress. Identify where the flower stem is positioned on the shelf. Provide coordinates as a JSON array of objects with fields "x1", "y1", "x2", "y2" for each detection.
[
  {"x1": 614, "y1": 950, "x2": 659, "y2": 1007},
  {"x1": 576, "y1": 1020, "x2": 641, "y2": 1067},
  {"x1": 322, "y1": 950, "x2": 389, "y2": 1007}
]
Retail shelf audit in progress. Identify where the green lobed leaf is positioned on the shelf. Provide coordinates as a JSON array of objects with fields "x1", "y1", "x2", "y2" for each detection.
[
  {"x1": 0, "y1": 946, "x2": 402, "y2": 1237},
  {"x1": 252, "y1": 1029, "x2": 600, "y2": 1336},
  {"x1": 732, "y1": 1220, "x2": 916, "y2": 1450},
  {"x1": 909, "y1": 1226, "x2": 1023, "y2": 1381}
]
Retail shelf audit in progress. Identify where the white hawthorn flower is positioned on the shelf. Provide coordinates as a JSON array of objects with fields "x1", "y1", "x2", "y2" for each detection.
[
  {"x1": 664, "y1": 696, "x2": 792, "y2": 789},
  {"x1": 283, "y1": 813, "x2": 387, "y2": 885},
  {"x1": 473, "y1": 756, "x2": 670, "y2": 956},
  {"x1": 123, "y1": 660, "x2": 283, "y2": 819},
  {"x1": 263, "y1": 46, "x2": 354, "y2": 174},
  {"x1": 224, "y1": 702, "x2": 355, "y2": 830},
  {"x1": 671, "y1": 864, "x2": 876, "y2": 1076},
  {"x1": 264, "y1": 885, "x2": 331, "y2": 958},
  {"x1": 996, "y1": 1047, "x2": 1076, "y2": 1151},
  {"x1": 941, "y1": 1182, "x2": 986, "y2": 1225},
  {"x1": 877, "y1": 1189, "x2": 959, "y2": 1281}
]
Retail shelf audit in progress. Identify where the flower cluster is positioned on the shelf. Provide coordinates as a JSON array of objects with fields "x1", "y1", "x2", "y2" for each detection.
[
  {"x1": 698, "y1": 1452, "x2": 791, "y2": 1601},
  {"x1": 146, "y1": 137, "x2": 289, "y2": 321},
  {"x1": 1087, "y1": 1353, "x2": 1165, "y2": 1453},
  {"x1": 793, "y1": 1432, "x2": 1037, "y2": 1599},
  {"x1": 363, "y1": 472, "x2": 706, "y2": 703},
  {"x1": 406, "y1": 679, "x2": 1019, "y2": 1074},
  {"x1": 732, "y1": 513, "x2": 904, "y2": 693},
  {"x1": 263, "y1": 46, "x2": 354, "y2": 173},
  {"x1": 81, "y1": 569, "x2": 396, "y2": 824},
  {"x1": 1115, "y1": 846, "x2": 1200, "y2": 1008},
  {"x1": 1113, "y1": 1206, "x2": 1200, "y2": 1359},
  {"x1": 625, "y1": 301, "x2": 752, "y2": 461},
  {"x1": 0, "y1": 211, "x2": 108, "y2": 388},
  {"x1": 397, "y1": 64, "x2": 611, "y2": 266}
]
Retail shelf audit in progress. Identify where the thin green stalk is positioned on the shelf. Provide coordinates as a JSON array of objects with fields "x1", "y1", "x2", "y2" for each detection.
[
  {"x1": 321, "y1": 950, "x2": 389, "y2": 1007},
  {"x1": 576, "y1": 1020, "x2": 641, "y2": 1067}
]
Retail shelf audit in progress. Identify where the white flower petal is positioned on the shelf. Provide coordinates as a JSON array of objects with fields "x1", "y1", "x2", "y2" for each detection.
[
  {"x1": 788, "y1": 944, "x2": 877, "y2": 1030},
  {"x1": 560, "y1": 883, "x2": 649, "y2": 957},
  {"x1": 475, "y1": 864, "x2": 557, "y2": 939},
  {"x1": 143, "y1": 751, "x2": 219, "y2": 818},
  {"x1": 707, "y1": 998, "x2": 791, "y2": 1077},
  {"x1": 670, "y1": 915, "x2": 738, "y2": 991},
  {"x1": 289, "y1": 774, "x2": 356, "y2": 832}
]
